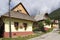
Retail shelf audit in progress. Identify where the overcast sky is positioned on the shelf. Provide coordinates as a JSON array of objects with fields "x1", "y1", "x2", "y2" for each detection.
[{"x1": 0, "y1": 0, "x2": 60, "y2": 16}]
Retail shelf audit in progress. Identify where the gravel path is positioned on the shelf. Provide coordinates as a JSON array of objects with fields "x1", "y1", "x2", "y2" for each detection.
[{"x1": 28, "y1": 29, "x2": 60, "y2": 40}]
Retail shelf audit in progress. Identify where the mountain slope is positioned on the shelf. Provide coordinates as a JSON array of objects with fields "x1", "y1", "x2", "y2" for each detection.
[{"x1": 49, "y1": 8, "x2": 60, "y2": 20}]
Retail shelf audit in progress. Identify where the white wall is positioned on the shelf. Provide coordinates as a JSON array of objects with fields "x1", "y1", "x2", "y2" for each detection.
[
  {"x1": 4, "y1": 18, "x2": 33, "y2": 32},
  {"x1": 43, "y1": 23, "x2": 51, "y2": 28}
]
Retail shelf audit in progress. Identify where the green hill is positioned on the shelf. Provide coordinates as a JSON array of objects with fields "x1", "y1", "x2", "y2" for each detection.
[{"x1": 49, "y1": 8, "x2": 60, "y2": 20}]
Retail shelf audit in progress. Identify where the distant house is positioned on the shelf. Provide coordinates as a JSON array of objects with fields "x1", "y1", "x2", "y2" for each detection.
[
  {"x1": 34, "y1": 13, "x2": 50, "y2": 21},
  {"x1": 0, "y1": 3, "x2": 35, "y2": 38},
  {"x1": 51, "y1": 20, "x2": 59, "y2": 28},
  {"x1": 34, "y1": 13, "x2": 52, "y2": 31}
]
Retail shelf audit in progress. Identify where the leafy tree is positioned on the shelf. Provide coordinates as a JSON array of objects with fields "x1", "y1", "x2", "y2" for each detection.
[
  {"x1": 45, "y1": 18, "x2": 51, "y2": 25},
  {"x1": 49, "y1": 8, "x2": 60, "y2": 20},
  {"x1": 38, "y1": 22, "x2": 45, "y2": 32}
]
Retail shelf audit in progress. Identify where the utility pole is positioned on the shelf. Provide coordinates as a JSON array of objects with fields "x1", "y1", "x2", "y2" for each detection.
[{"x1": 9, "y1": 0, "x2": 12, "y2": 38}]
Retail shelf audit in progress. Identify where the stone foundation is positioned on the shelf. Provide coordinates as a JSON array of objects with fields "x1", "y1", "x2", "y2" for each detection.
[{"x1": 4, "y1": 31, "x2": 33, "y2": 38}]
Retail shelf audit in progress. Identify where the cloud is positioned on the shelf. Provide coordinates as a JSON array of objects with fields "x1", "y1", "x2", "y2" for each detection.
[
  {"x1": 0, "y1": 0, "x2": 60, "y2": 16},
  {"x1": 29, "y1": 0, "x2": 60, "y2": 13},
  {"x1": 0, "y1": 0, "x2": 9, "y2": 16},
  {"x1": 20, "y1": 0, "x2": 60, "y2": 15},
  {"x1": 10, "y1": 0, "x2": 20, "y2": 9}
]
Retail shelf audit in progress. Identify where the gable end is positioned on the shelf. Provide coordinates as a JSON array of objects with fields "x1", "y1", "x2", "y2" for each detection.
[{"x1": 11, "y1": 2, "x2": 30, "y2": 16}]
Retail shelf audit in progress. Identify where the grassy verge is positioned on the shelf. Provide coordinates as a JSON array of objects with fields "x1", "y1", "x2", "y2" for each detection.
[
  {"x1": 58, "y1": 31, "x2": 60, "y2": 34},
  {"x1": 59, "y1": 32, "x2": 60, "y2": 34},
  {"x1": 0, "y1": 32, "x2": 44, "y2": 40},
  {"x1": 0, "y1": 37, "x2": 27, "y2": 40},
  {"x1": 24, "y1": 32, "x2": 45, "y2": 39},
  {"x1": 0, "y1": 29, "x2": 53, "y2": 40}
]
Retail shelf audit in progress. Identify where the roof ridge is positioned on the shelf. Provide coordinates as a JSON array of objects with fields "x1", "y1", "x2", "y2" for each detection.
[{"x1": 11, "y1": 2, "x2": 30, "y2": 16}]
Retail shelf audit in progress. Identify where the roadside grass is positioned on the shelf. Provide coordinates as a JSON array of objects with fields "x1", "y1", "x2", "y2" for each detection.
[
  {"x1": 24, "y1": 32, "x2": 45, "y2": 39},
  {"x1": 58, "y1": 31, "x2": 60, "y2": 34},
  {"x1": 0, "y1": 37, "x2": 27, "y2": 40},
  {"x1": 46, "y1": 28, "x2": 53, "y2": 33},
  {"x1": 0, "y1": 32, "x2": 44, "y2": 40},
  {"x1": 59, "y1": 32, "x2": 60, "y2": 34},
  {"x1": 0, "y1": 29, "x2": 53, "y2": 40}
]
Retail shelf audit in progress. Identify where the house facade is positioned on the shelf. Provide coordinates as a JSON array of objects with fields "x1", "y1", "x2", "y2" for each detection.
[{"x1": 2, "y1": 16, "x2": 33, "y2": 37}]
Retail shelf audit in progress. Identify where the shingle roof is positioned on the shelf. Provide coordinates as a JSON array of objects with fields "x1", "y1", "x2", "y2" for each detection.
[
  {"x1": 34, "y1": 12, "x2": 49, "y2": 21},
  {"x1": 34, "y1": 13, "x2": 45, "y2": 21},
  {"x1": 2, "y1": 11, "x2": 35, "y2": 21}
]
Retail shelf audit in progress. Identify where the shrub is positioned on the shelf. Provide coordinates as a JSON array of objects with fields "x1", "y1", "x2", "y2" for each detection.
[
  {"x1": 38, "y1": 22, "x2": 45, "y2": 32},
  {"x1": 45, "y1": 19, "x2": 51, "y2": 25},
  {"x1": 33, "y1": 27, "x2": 40, "y2": 31}
]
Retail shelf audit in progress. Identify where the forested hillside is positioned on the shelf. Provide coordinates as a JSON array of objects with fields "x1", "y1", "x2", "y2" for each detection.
[{"x1": 49, "y1": 8, "x2": 60, "y2": 20}]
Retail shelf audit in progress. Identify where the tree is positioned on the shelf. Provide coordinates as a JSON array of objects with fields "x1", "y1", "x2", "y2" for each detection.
[
  {"x1": 45, "y1": 18, "x2": 51, "y2": 25},
  {"x1": 38, "y1": 22, "x2": 45, "y2": 32},
  {"x1": 49, "y1": 8, "x2": 60, "y2": 20}
]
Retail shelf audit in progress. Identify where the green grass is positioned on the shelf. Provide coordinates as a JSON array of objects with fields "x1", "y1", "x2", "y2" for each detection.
[
  {"x1": 0, "y1": 32, "x2": 44, "y2": 40},
  {"x1": 1, "y1": 37, "x2": 27, "y2": 40},
  {"x1": 24, "y1": 32, "x2": 44, "y2": 39},
  {"x1": 58, "y1": 31, "x2": 60, "y2": 34},
  {"x1": 46, "y1": 28, "x2": 53, "y2": 33},
  {"x1": 0, "y1": 30, "x2": 53, "y2": 40}
]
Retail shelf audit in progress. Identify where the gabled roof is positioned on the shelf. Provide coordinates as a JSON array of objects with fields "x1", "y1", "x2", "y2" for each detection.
[
  {"x1": 11, "y1": 2, "x2": 30, "y2": 16},
  {"x1": 34, "y1": 13, "x2": 45, "y2": 21},
  {"x1": 1, "y1": 11, "x2": 49, "y2": 22},
  {"x1": 34, "y1": 13, "x2": 49, "y2": 21},
  {"x1": 2, "y1": 11, "x2": 35, "y2": 21}
]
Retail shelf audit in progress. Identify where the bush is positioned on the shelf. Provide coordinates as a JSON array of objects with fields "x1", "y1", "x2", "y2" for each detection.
[
  {"x1": 45, "y1": 28, "x2": 53, "y2": 33},
  {"x1": 45, "y1": 19, "x2": 51, "y2": 25},
  {"x1": 38, "y1": 22, "x2": 45, "y2": 32},
  {"x1": 33, "y1": 27, "x2": 40, "y2": 31}
]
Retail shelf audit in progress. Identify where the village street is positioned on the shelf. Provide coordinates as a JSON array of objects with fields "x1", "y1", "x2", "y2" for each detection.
[{"x1": 29, "y1": 29, "x2": 60, "y2": 40}]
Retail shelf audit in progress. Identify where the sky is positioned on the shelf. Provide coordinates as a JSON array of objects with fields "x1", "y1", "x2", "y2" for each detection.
[{"x1": 0, "y1": 0, "x2": 60, "y2": 16}]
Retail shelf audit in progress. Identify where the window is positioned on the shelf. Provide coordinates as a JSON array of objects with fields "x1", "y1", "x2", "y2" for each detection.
[
  {"x1": 17, "y1": 10, "x2": 22, "y2": 12},
  {"x1": 14, "y1": 22, "x2": 19, "y2": 27},
  {"x1": 14, "y1": 22, "x2": 19, "y2": 30},
  {"x1": 23, "y1": 23, "x2": 27, "y2": 30}
]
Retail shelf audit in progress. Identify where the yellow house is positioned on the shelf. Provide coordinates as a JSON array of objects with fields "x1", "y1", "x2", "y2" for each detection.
[{"x1": 0, "y1": 3, "x2": 34, "y2": 38}]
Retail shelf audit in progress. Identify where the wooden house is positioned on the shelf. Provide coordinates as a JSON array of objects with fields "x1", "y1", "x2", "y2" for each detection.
[{"x1": 0, "y1": 3, "x2": 35, "y2": 38}]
